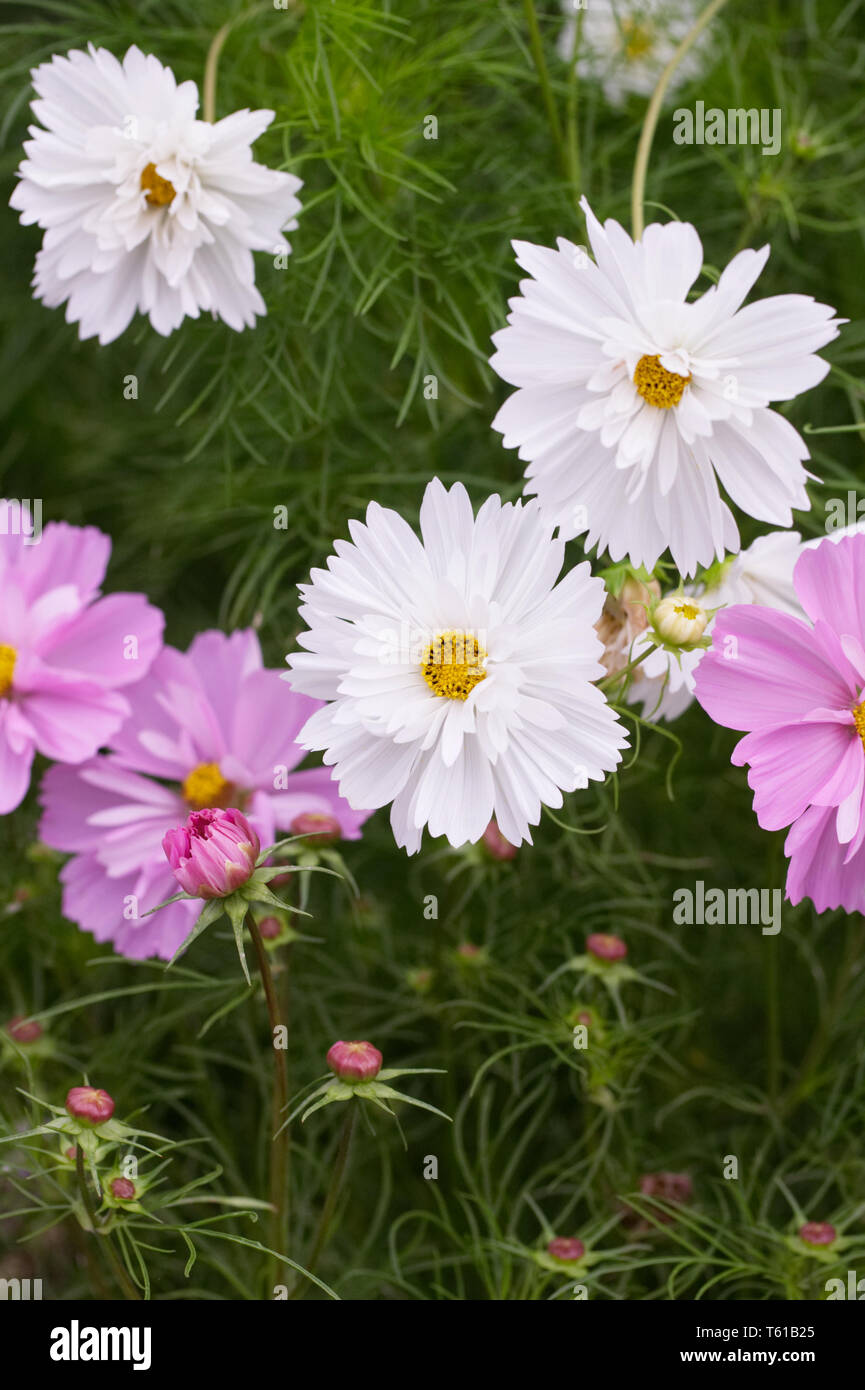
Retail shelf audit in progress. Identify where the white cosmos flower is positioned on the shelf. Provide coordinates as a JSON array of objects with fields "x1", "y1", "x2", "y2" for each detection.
[
  {"x1": 490, "y1": 197, "x2": 842, "y2": 577},
  {"x1": 557, "y1": 0, "x2": 706, "y2": 106},
  {"x1": 9, "y1": 45, "x2": 302, "y2": 344},
  {"x1": 283, "y1": 478, "x2": 629, "y2": 853}
]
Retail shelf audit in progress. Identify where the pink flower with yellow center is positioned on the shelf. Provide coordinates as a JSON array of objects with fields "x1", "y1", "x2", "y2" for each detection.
[
  {"x1": 0, "y1": 501, "x2": 163, "y2": 813},
  {"x1": 39, "y1": 629, "x2": 371, "y2": 960},
  {"x1": 695, "y1": 534, "x2": 865, "y2": 915}
]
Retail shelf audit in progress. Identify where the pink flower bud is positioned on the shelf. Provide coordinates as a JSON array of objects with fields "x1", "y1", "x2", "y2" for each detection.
[
  {"x1": 162, "y1": 807, "x2": 260, "y2": 899},
  {"x1": 66, "y1": 1086, "x2": 115, "y2": 1127},
  {"x1": 65, "y1": 1147, "x2": 78, "y2": 1162},
  {"x1": 110, "y1": 1177, "x2": 136, "y2": 1201},
  {"x1": 640, "y1": 1172, "x2": 693, "y2": 1204},
  {"x1": 290, "y1": 812, "x2": 341, "y2": 846},
  {"x1": 482, "y1": 819, "x2": 518, "y2": 861},
  {"x1": 326, "y1": 1040, "x2": 383, "y2": 1083},
  {"x1": 5, "y1": 1015, "x2": 43, "y2": 1044},
  {"x1": 547, "y1": 1237, "x2": 585, "y2": 1262},
  {"x1": 457, "y1": 942, "x2": 481, "y2": 959},
  {"x1": 799, "y1": 1221, "x2": 836, "y2": 1247},
  {"x1": 586, "y1": 932, "x2": 627, "y2": 961},
  {"x1": 257, "y1": 916, "x2": 283, "y2": 940}
]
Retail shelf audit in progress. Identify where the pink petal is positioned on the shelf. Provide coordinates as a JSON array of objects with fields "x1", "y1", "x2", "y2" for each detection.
[{"x1": 695, "y1": 605, "x2": 853, "y2": 731}]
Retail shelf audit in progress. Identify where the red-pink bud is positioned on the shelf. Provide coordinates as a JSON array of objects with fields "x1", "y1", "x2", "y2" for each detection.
[
  {"x1": 547, "y1": 1237, "x2": 585, "y2": 1262},
  {"x1": 457, "y1": 942, "x2": 481, "y2": 959},
  {"x1": 65, "y1": 1147, "x2": 78, "y2": 1162},
  {"x1": 640, "y1": 1172, "x2": 693, "y2": 1204},
  {"x1": 326, "y1": 1040, "x2": 383, "y2": 1083},
  {"x1": 586, "y1": 932, "x2": 627, "y2": 961},
  {"x1": 482, "y1": 819, "x2": 518, "y2": 861},
  {"x1": 799, "y1": 1221, "x2": 836, "y2": 1247},
  {"x1": 290, "y1": 812, "x2": 341, "y2": 846},
  {"x1": 5, "y1": 1015, "x2": 43, "y2": 1044},
  {"x1": 257, "y1": 916, "x2": 283, "y2": 940},
  {"x1": 162, "y1": 807, "x2": 260, "y2": 899},
  {"x1": 66, "y1": 1086, "x2": 115, "y2": 1127},
  {"x1": 110, "y1": 1177, "x2": 136, "y2": 1201}
]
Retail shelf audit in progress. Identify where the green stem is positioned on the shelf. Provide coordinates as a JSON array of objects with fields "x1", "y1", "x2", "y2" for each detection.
[
  {"x1": 295, "y1": 1102, "x2": 357, "y2": 1296},
  {"x1": 248, "y1": 913, "x2": 290, "y2": 1292},
  {"x1": 597, "y1": 642, "x2": 657, "y2": 691},
  {"x1": 523, "y1": 0, "x2": 567, "y2": 176},
  {"x1": 203, "y1": 1, "x2": 302, "y2": 124},
  {"x1": 75, "y1": 1148, "x2": 140, "y2": 1301},
  {"x1": 630, "y1": 0, "x2": 730, "y2": 238},
  {"x1": 564, "y1": 4, "x2": 584, "y2": 199}
]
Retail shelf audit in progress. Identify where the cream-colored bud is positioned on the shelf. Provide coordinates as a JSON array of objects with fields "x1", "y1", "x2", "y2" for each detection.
[{"x1": 653, "y1": 596, "x2": 708, "y2": 646}]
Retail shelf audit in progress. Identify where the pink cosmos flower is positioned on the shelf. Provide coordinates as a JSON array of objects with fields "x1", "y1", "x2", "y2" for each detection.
[
  {"x1": 694, "y1": 534, "x2": 865, "y2": 914},
  {"x1": 0, "y1": 501, "x2": 163, "y2": 812},
  {"x1": 39, "y1": 628, "x2": 371, "y2": 960},
  {"x1": 163, "y1": 807, "x2": 260, "y2": 899}
]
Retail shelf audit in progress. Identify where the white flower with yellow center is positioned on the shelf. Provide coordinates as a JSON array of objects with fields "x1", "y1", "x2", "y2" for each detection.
[
  {"x1": 558, "y1": 0, "x2": 707, "y2": 106},
  {"x1": 10, "y1": 44, "x2": 302, "y2": 343},
  {"x1": 284, "y1": 478, "x2": 629, "y2": 853},
  {"x1": 490, "y1": 198, "x2": 841, "y2": 577}
]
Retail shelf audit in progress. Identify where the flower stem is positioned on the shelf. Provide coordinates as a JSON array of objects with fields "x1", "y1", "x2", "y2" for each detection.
[
  {"x1": 75, "y1": 1148, "x2": 140, "y2": 1301},
  {"x1": 564, "y1": 3, "x2": 584, "y2": 200},
  {"x1": 203, "y1": 1, "x2": 303, "y2": 124},
  {"x1": 247, "y1": 912, "x2": 290, "y2": 1292},
  {"x1": 630, "y1": 0, "x2": 730, "y2": 239},
  {"x1": 597, "y1": 642, "x2": 657, "y2": 691},
  {"x1": 293, "y1": 1101, "x2": 357, "y2": 1296},
  {"x1": 522, "y1": 0, "x2": 567, "y2": 176}
]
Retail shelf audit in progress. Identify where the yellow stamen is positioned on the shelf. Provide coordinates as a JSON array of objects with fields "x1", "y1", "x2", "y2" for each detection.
[
  {"x1": 853, "y1": 701, "x2": 865, "y2": 750},
  {"x1": 621, "y1": 18, "x2": 654, "y2": 61},
  {"x1": 673, "y1": 602, "x2": 701, "y2": 621},
  {"x1": 140, "y1": 162, "x2": 176, "y2": 207},
  {"x1": 420, "y1": 631, "x2": 487, "y2": 702},
  {"x1": 633, "y1": 354, "x2": 690, "y2": 409},
  {"x1": 0, "y1": 645, "x2": 16, "y2": 697},
  {"x1": 182, "y1": 762, "x2": 233, "y2": 809}
]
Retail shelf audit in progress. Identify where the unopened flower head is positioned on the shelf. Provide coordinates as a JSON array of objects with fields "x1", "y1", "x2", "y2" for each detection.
[
  {"x1": 547, "y1": 1236, "x2": 585, "y2": 1262},
  {"x1": 652, "y1": 596, "x2": 709, "y2": 647},
  {"x1": 799, "y1": 1221, "x2": 836, "y2": 1247},
  {"x1": 10, "y1": 45, "x2": 303, "y2": 343},
  {"x1": 290, "y1": 811, "x2": 341, "y2": 846},
  {"x1": 586, "y1": 932, "x2": 627, "y2": 961},
  {"x1": 163, "y1": 807, "x2": 260, "y2": 899},
  {"x1": 490, "y1": 199, "x2": 841, "y2": 576},
  {"x1": 109, "y1": 1177, "x2": 136, "y2": 1201},
  {"x1": 482, "y1": 818, "x2": 519, "y2": 860},
  {"x1": 285, "y1": 478, "x2": 628, "y2": 853},
  {"x1": 326, "y1": 1040, "x2": 383, "y2": 1083},
  {"x1": 5, "y1": 1015, "x2": 43, "y2": 1044},
  {"x1": 66, "y1": 1086, "x2": 115, "y2": 1127},
  {"x1": 596, "y1": 574, "x2": 660, "y2": 677}
]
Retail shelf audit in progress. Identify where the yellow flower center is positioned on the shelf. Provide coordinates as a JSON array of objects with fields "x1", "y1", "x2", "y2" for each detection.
[
  {"x1": 853, "y1": 701, "x2": 865, "y2": 750},
  {"x1": 182, "y1": 762, "x2": 234, "y2": 809},
  {"x1": 673, "y1": 602, "x2": 701, "y2": 620},
  {"x1": 633, "y1": 354, "x2": 690, "y2": 409},
  {"x1": 140, "y1": 162, "x2": 176, "y2": 207},
  {"x1": 621, "y1": 19, "x2": 654, "y2": 61},
  {"x1": 0, "y1": 644, "x2": 16, "y2": 696},
  {"x1": 420, "y1": 631, "x2": 488, "y2": 702}
]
